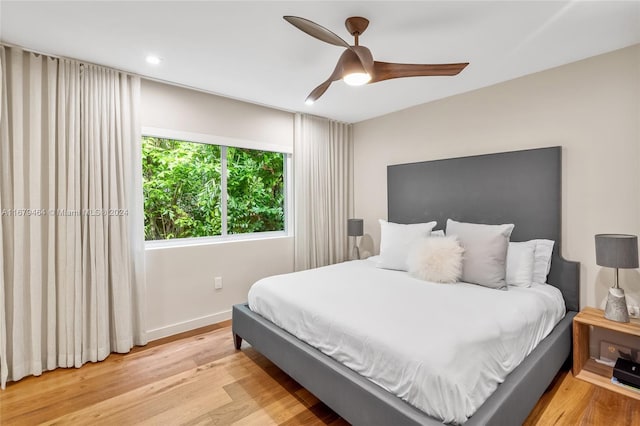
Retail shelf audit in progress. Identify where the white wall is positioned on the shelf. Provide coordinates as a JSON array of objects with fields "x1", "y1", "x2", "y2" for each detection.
[
  {"x1": 141, "y1": 79, "x2": 295, "y2": 340},
  {"x1": 353, "y1": 45, "x2": 640, "y2": 309},
  {"x1": 141, "y1": 80, "x2": 293, "y2": 150},
  {"x1": 145, "y1": 237, "x2": 293, "y2": 340}
]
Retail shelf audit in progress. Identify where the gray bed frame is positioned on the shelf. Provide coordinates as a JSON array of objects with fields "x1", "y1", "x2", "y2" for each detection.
[{"x1": 232, "y1": 146, "x2": 579, "y2": 425}]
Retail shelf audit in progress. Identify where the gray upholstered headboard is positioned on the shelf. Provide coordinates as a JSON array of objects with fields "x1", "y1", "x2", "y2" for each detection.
[{"x1": 387, "y1": 147, "x2": 579, "y2": 312}]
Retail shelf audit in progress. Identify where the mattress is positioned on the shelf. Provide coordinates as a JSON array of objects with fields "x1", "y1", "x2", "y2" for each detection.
[{"x1": 248, "y1": 257, "x2": 565, "y2": 424}]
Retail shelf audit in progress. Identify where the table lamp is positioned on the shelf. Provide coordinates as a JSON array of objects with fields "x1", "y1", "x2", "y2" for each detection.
[
  {"x1": 595, "y1": 234, "x2": 639, "y2": 323},
  {"x1": 348, "y1": 218, "x2": 364, "y2": 259}
]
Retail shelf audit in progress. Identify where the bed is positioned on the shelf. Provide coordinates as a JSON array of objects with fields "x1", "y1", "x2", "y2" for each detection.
[{"x1": 232, "y1": 146, "x2": 579, "y2": 425}]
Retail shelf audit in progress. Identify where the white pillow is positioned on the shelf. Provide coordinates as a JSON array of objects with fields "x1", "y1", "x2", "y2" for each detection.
[
  {"x1": 431, "y1": 230, "x2": 445, "y2": 237},
  {"x1": 408, "y1": 236, "x2": 464, "y2": 283},
  {"x1": 506, "y1": 241, "x2": 536, "y2": 287},
  {"x1": 445, "y1": 219, "x2": 514, "y2": 290},
  {"x1": 377, "y1": 219, "x2": 437, "y2": 271},
  {"x1": 532, "y1": 239, "x2": 554, "y2": 284}
]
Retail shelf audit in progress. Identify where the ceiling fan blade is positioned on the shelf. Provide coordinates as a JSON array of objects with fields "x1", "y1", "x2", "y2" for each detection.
[
  {"x1": 350, "y1": 45, "x2": 374, "y2": 77},
  {"x1": 371, "y1": 62, "x2": 469, "y2": 83},
  {"x1": 306, "y1": 80, "x2": 333, "y2": 104},
  {"x1": 284, "y1": 16, "x2": 351, "y2": 48},
  {"x1": 305, "y1": 51, "x2": 351, "y2": 104}
]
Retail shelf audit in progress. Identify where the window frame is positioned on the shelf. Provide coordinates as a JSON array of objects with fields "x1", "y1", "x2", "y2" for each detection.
[{"x1": 142, "y1": 127, "x2": 292, "y2": 248}]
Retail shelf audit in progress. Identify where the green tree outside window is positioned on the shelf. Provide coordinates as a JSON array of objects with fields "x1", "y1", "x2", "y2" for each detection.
[{"x1": 142, "y1": 136, "x2": 285, "y2": 241}]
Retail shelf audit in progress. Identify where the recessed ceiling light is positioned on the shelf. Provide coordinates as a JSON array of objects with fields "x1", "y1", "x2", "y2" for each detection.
[{"x1": 145, "y1": 55, "x2": 162, "y2": 65}]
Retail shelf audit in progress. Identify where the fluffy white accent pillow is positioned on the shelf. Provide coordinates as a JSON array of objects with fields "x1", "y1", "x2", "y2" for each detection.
[
  {"x1": 377, "y1": 220, "x2": 437, "y2": 271},
  {"x1": 408, "y1": 236, "x2": 464, "y2": 283}
]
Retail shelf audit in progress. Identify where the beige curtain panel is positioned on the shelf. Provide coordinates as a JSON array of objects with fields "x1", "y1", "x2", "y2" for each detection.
[
  {"x1": 0, "y1": 46, "x2": 147, "y2": 388},
  {"x1": 294, "y1": 113, "x2": 354, "y2": 271}
]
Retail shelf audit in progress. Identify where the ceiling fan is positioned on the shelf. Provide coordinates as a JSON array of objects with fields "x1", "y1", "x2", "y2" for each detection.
[{"x1": 284, "y1": 16, "x2": 469, "y2": 105}]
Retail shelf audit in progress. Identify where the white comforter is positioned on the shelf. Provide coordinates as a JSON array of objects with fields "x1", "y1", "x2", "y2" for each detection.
[{"x1": 248, "y1": 257, "x2": 565, "y2": 424}]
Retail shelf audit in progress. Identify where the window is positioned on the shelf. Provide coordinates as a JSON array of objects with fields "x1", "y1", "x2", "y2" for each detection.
[
  {"x1": 142, "y1": 134, "x2": 287, "y2": 242},
  {"x1": 226, "y1": 146, "x2": 285, "y2": 234}
]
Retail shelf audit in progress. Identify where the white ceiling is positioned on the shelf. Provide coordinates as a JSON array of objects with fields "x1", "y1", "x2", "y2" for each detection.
[{"x1": 1, "y1": 1, "x2": 639, "y2": 123}]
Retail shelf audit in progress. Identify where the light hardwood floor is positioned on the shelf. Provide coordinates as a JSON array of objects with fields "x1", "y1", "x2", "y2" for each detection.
[{"x1": 1, "y1": 322, "x2": 638, "y2": 425}]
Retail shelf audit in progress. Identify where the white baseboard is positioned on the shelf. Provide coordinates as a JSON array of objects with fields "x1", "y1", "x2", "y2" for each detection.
[{"x1": 146, "y1": 309, "x2": 232, "y2": 342}]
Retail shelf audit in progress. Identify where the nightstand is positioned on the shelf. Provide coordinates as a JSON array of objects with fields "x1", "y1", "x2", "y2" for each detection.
[{"x1": 573, "y1": 307, "x2": 640, "y2": 400}]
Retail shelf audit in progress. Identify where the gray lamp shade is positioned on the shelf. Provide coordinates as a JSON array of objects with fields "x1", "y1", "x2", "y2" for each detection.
[
  {"x1": 347, "y1": 218, "x2": 364, "y2": 237},
  {"x1": 595, "y1": 234, "x2": 639, "y2": 269}
]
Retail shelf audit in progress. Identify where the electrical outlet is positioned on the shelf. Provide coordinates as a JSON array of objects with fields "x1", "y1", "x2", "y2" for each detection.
[{"x1": 214, "y1": 276, "x2": 223, "y2": 290}]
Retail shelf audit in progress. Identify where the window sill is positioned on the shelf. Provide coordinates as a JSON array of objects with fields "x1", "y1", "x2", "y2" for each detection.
[{"x1": 144, "y1": 231, "x2": 292, "y2": 250}]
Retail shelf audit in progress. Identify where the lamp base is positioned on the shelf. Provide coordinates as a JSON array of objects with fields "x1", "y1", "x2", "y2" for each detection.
[
  {"x1": 604, "y1": 287, "x2": 630, "y2": 323},
  {"x1": 351, "y1": 245, "x2": 360, "y2": 260}
]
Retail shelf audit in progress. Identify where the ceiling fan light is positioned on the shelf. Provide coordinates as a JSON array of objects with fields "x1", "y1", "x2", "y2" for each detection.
[
  {"x1": 305, "y1": 98, "x2": 315, "y2": 106},
  {"x1": 343, "y1": 72, "x2": 371, "y2": 86}
]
